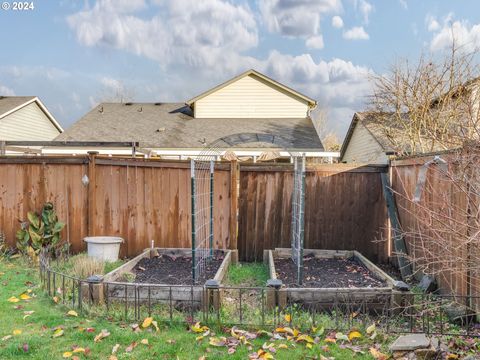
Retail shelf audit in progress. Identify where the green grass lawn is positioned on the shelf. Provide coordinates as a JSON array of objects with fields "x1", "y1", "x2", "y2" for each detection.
[
  {"x1": 225, "y1": 263, "x2": 269, "y2": 287},
  {"x1": 0, "y1": 257, "x2": 388, "y2": 359}
]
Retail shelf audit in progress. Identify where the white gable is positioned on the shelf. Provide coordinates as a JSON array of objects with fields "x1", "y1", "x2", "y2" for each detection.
[
  {"x1": 342, "y1": 123, "x2": 389, "y2": 164},
  {"x1": 194, "y1": 74, "x2": 310, "y2": 118},
  {"x1": 0, "y1": 102, "x2": 61, "y2": 140}
]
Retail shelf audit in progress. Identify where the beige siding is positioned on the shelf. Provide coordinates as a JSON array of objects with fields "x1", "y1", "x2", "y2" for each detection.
[
  {"x1": 194, "y1": 74, "x2": 310, "y2": 118},
  {"x1": 342, "y1": 123, "x2": 388, "y2": 164},
  {"x1": 0, "y1": 102, "x2": 60, "y2": 140}
]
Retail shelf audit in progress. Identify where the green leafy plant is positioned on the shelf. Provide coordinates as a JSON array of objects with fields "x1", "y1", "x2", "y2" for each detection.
[{"x1": 16, "y1": 202, "x2": 66, "y2": 256}]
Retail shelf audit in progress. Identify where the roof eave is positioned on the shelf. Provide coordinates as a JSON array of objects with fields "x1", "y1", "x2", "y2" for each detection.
[{"x1": 186, "y1": 69, "x2": 317, "y2": 107}]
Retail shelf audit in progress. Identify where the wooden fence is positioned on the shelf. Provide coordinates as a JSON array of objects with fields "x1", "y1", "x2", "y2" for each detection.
[
  {"x1": 0, "y1": 156, "x2": 232, "y2": 257},
  {"x1": 391, "y1": 155, "x2": 479, "y2": 306},
  {"x1": 0, "y1": 156, "x2": 390, "y2": 262},
  {"x1": 237, "y1": 164, "x2": 389, "y2": 262}
]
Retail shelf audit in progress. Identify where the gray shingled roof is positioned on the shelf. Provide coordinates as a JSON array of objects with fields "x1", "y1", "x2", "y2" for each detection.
[
  {"x1": 0, "y1": 96, "x2": 36, "y2": 117},
  {"x1": 56, "y1": 102, "x2": 324, "y2": 150},
  {"x1": 341, "y1": 111, "x2": 446, "y2": 159}
]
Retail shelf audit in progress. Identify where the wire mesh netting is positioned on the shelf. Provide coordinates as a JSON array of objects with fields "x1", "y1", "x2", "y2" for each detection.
[
  {"x1": 191, "y1": 159, "x2": 214, "y2": 284},
  {"x1": 291, "y1": 155, "x2": 306, "y2": 285}
]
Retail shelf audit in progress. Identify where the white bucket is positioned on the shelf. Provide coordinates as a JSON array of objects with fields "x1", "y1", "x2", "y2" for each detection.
[{"x1": 83, "y1": 236, "x2": 124, "y2": 262}]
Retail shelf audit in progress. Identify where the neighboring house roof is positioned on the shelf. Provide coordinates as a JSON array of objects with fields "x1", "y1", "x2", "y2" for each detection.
[
  {"x1": 341, "y1": 111, "x2": 448, "y2": 160},
  {"x1": 341, "y1": 112, "x2": 390, "y2": 160},
  {"x1": 55, "y1": 102, "x2": 324, "y2": 150},
  {"x1": 186, "y1": 69, "x2": 317, "y2": 108},
  {"x1": 0, "y1": 96, "x2": 64, "y2": 132}
]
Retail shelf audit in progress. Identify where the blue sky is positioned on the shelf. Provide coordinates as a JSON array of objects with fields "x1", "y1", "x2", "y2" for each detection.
[{"x1": 1, "y1": 0, "x2": 480, "y2": 140}]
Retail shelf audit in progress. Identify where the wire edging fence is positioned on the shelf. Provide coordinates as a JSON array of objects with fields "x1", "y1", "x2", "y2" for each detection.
[{"x1": 39, "y1": 254, "x2": 480, "y2": 337}]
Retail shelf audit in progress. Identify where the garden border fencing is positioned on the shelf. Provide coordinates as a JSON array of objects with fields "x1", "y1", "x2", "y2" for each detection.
[{"x1": 39, "y1": 254, "x2": 480, "y2": 337}]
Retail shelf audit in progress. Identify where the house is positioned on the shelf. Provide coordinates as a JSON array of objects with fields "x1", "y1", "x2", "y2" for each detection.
[
  {"x1": 340, "y1": 112, "x2": 398, "y2": 164},
  {"x1": 0, "y1": 96, "x2": 63, "y2": 142},
  {"x1": 53, "y1": 70, "x2": 335, "y2": 161}
]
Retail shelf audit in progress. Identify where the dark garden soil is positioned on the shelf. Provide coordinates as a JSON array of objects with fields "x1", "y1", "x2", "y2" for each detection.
[
  {"x1": 274, "y1": 256, "x2": 388, "y2": 288},
  {"x1": 133, "y1": 252, "x2": 224, "y2": 285}
]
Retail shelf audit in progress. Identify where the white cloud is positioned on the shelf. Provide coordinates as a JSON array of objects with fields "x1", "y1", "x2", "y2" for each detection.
[
  {"x1": 306, "y1": 35, "x2": 325, "y2": 49},
  {"x1": 426, "y1": 14, "x2": 440, "y2": 32},
  {"x1": 429, "y1": 17, "x2": 480, "y2": 52},
  {"x1": 67, "y1": 0, "x2": 258, "y2": 72},
  {"x1": 332, "y1": 15, "x2": 344, "y2": 29},
  {"x1": 0, "y1": 84, "x2": 15, "y2": 96},
  {"x1": 64, "y1": 0, "x2": 374, "y2": 137},
  {"x1": 343, "y1": 26, "x2": 370, "y2": 40},
  {"x1": 260, "y1": 51, "x2": 373, "y2": 107},
  {"x1": 353, "y1": 0, "x2": 373, "y2": 24},
  {"x1": 399, "y1": 0, "x2": 407, "y2": 10},
  {"x1": 259, "y1": 0, "x2": 342, "y2": 49}
]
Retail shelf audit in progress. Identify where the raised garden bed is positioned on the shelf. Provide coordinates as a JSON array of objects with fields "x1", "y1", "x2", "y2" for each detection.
[
  {"x1": 102, "y1": 248, "x2": 233, "y2": 307},
  {"x1": 265, "y1": 248, "x2": 408, "y2": 311}
]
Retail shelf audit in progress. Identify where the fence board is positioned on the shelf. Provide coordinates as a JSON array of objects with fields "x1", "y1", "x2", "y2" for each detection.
[{"x1": 237, "y1": 165, "x2": 389, "y2": 262}]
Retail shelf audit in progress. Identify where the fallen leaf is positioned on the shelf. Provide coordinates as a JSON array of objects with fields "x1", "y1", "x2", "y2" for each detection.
[
  {"x1": 67, "y1": 310, "x2": 78, "y2": 317},
  {"x1": 366, "y1": 324, "x2": 376, "y2": 335},
  {"x1": 94, "y1": 329, "x2": 110, "y2": 342},
  {"x1": 151, "y1": 320, "x2": 159, "y2": 332},
  {"x1": 209, "y1": 337, "x2": 227, "y2": 347},
  {"x1": 52, "y1": 328, "x2": 64, "y2": 338},
  {"x1": 348, "y1": 330, "x2": 362, "y2": 341},
  {"x1": 446, "y1": 355, "x2": 459, "y2": 360},
  {"x1": 191, "y1": 322, "x2": 209, "y2": 333},
  {"x1": 52, "y1": 296, "x2": 59, "y2": 304},
  {"x1": 2, "y1": 335, "x2": 12, "y2": 341},
  {"x1": 284, "y1": 314, "x2": 291, "y2": 322},
  {"x1": 13, "y1": 329, "x2": 22, "y2": 335},
  {"x1": 142, "y1": 317, "x2": 153, "y2": 328},
  {"x1": 278, "y1": 344, "x2": 288, "y2": 349},
  {"x1": 335, "y1": 332, "x2": 349, "y2": 342},
  {"x1": 369, "y1": 347, "x2": 388, "y2": 360},
  {"x1": 8, "y1": 296, "x2": 19, "y2": 303},
  {"x1": 63, "y1": 351, "x2": 72, "y2": 358},
  {"x1": 22, "y1": 343, "x2": 29, "y2": 352},
  {"x1": 72, "y1": 347, "x2": 85, "y2": 353},
  {"x1": 109, "y1": 356, "x2": 118, "y2": 360},
  {"x1": 125, "y1": 341, "x2": 137, "y2": 353},
  {"x1": 19, "y1": 293, "x2": 31, "y2": 300},
  {"x1": 112, "y1": 344, "x2": 120, "y2": 354},
  {"x1": 296, "y1": 334, "x2": 314, "y2": 343},
  {"x1": 140, "y1": 338, "x2": 149, "y2": 345}
]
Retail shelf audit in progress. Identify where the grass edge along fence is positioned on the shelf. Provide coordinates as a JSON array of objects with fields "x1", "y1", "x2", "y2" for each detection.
[{"x1": 38, "y1": 253, "x2": 480, "y2": 337}]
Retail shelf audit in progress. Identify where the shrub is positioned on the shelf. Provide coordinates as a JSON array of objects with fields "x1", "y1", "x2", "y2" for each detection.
[{"x1": 16, "y1": 202, "x2": 67, "y2": 257}]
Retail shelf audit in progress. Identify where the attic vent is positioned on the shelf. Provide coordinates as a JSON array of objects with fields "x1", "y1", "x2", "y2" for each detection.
[
  {"x1": 125, "y1": 102, "x2": 133, "y2": 106},
  {"x1": 154, "y1": 102, "x2": 162, "y2": 106}
]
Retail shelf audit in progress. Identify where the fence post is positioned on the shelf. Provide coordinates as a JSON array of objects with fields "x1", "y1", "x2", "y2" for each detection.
[
  {"x1": 205, "y1": 279, "x2": 221, "y2": 312},
  {"x1": 82, "y1": 275, "x2": 104, "y2": 305},
  {"x1": 229, "y1": 160, "x2": 239, "y2": 263},
  {"x1": 87, "y1": 151, "x2": 98, "y2": 236}
]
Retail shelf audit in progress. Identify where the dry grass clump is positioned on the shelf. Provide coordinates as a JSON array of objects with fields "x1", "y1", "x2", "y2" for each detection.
[{"x1": 71, "y1": 254, "x2": 105, "y2": 278}]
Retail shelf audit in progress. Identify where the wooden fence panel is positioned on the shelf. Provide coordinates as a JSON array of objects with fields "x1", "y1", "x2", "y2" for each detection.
[
  {"x1": 0, "y1": 157, "x2": 230, "y2": 258},
  {"x1": 238, "y1": 164, "x2": 389, "y2": 262},
  {"x1": 0, "y1": 159, "x2": 89, "y2": 253},
  {"x1": 391, "y1": 158, "x2": 471, "y2": 298}
]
